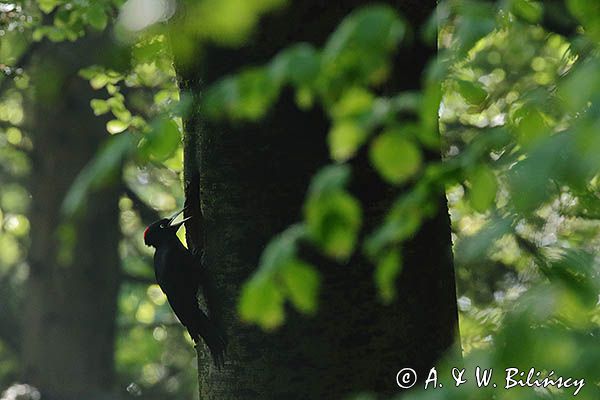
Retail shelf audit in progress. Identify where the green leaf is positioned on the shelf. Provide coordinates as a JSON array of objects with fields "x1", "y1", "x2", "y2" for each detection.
[
  {"x1": 323, "y1": 5, "x2": 405, "y2": 63},
  {"x1": 62, "y1": 134, "x2": 135, "y2": 217},
  {"x1": 323, "y1": 5, "x2": 406, "y2": 67},
  {"x1": 365, "y1": 186, "x2": 432, "y2": 258},
  {"x1": 269, "y1": 43, "x2": 320, "y2": 87},
  {"x1": 511, "y1": 105, "x2": 549, "y2": 147},
  {"x1": 375, "y1": 248, "x2": 402, "y2": 303},
  {"x1": 202, "y1": 68, "x2": 280, "y2": 121},
  {"x1": 38, "y1": 0, "x2": 62, "y2": 14},
  {"x1": 305, "y1": 191, "x2": 362, "y2": 260},
  {"x1": 510, "y1": 0, "x2": 543, "y2": 23},
  {"x1": 90, "y1": 73, "x2": 110, "y2": 90},
  {"x1": 307, "y1": 164, "x2": 351, "y2": 196},
  {"x1": 454, "y1": 218, "x2": 512, "y2": 264},
  {"x1": 328, "y1": 121, "x2": 367, "y2": 161},
  {"x1": 235, "y1": 68, "x2": 279, "y2": 120},
  {"x1": 418, "y1": 82, "x2": 442, "y2": 148},
  {"x1": 451, "y1": 1, "x2": 497, "y2": 56},
  {"x1": 331, "y1": 87, "x2": 374, "y2": 120},
  {"x1": 456, "y1": 79, "x2": 487, "y2": 105},
  {"x1": 106, "y1": 119, "x2": 128, "y2": 134},
  {"x1": 507, "y1": 133, "x2": 571, "y2": 212},
  {"x1": 321, "y1": 5, "x2": 405, "y2": 89},
  {"x1": 468, "y1": 165, "x2": 498, "y2": 213},
  {"x1": 544, "y1": 249, "x2": 599, "y2": 307},
  {"x1": 295, "y1": 87, "x2": 314, "y2": 110},
  {"x1": 238, "y1": 278, "x2": 285, "y2": 330},
  {"x1": 139, "y1": 118, "x2": 181, "y2": 161},
  {"x1": 238, "y1": 226, "x2": 310, "y2": 330},
  {"x1": 79, "y1": 66, "x2": 103, "y2": 80},
  {"x1": 90, "y1": 99, "x2": 110, "y2": 116},
  {"x1": 201, "y1": 77, "x2": 238, "y2": 120},
  {"x1": 33, "y1": 26, "x2": 66, "y2": 42},
  {"x1": 257, "y1": 225, "x2": 306, "y2": 276},
  {"x1": 559, "y1": 59, "x2": 600, "y2": 112},
  {"x1": 369, "y1": 129, "x2": 422, "y2": 184},
  {"x1": 567, "y1": 0, "x2": 600, "y2": 41},
  {"x1": 280, "y1": 260, "x2": 320, "y2": 314},
  {"x1": 86, "y1": 4, "x2": 108, "y2": 31}
]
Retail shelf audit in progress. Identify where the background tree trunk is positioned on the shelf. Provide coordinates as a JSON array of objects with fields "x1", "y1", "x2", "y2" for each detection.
[
  {"x1": 21, "y1": 34, "x2": 122, "y2": 400},
  {"x1": 176, "y1": 1, "x2": 458, "y2": 398}
]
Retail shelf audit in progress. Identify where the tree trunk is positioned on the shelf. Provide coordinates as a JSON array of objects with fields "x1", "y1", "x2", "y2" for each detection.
[
  {"x1": 21, "y1": 34, "x2": 122, "y2": 400},
  {"x1": 176, "y1": 1, "x2": 458, "y2": 398}
]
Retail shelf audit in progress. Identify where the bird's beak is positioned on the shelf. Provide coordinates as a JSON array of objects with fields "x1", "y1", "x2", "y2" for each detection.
[
  {"x1": 169, "y1": 216, "x2": 192, "y2": 231},
  {"x1": 168, "y1": 207, "x2": 191, "y2": 230},
  {"x1": 168, "y1": 207, "x2": 187, "y2": 224}
]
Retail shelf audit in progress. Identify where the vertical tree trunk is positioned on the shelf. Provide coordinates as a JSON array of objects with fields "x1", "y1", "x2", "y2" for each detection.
[
  {"x1": 21, "y1": 34, "x2": 122, "y2": 400},
  {"x1": 177, "y1": 1, "x2": 458, "y2": 398}
]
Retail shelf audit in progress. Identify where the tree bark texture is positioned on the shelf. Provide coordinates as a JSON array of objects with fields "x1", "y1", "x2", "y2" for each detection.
[
  {"x1": 176, "y1": 1, "x2": 458, "y2": 398},
  {"x1": 21, "y1": 34, "x2": 122, "y2": 400}
]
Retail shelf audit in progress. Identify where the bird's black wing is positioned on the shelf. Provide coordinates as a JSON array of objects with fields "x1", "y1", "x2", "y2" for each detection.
[
  {"x1": 160, "y1": 244, "x2": 226, "y2": 367},
  {"x1": 165, "y1": 287, "x2": 226, "y2": 368}
]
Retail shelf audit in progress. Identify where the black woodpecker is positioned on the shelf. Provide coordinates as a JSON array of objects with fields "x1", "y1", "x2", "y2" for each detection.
[{"x1": 144, "y1": 208, "x2": 226, "y2": 367}]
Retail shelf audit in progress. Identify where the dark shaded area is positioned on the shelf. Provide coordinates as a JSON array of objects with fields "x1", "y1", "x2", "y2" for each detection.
[{"x1": 21, "y1": 33, "x2": 122, "y2": 400}]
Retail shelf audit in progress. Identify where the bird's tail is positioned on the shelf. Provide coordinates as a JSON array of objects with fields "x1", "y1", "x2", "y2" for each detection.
[{"x1": 188, "y1": 312, "x2": 227, "y2": 369}]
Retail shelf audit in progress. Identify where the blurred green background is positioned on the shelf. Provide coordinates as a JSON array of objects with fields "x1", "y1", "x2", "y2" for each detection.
[{"x1": 1, "y1": 0, "x2": 599, "y2": 399}]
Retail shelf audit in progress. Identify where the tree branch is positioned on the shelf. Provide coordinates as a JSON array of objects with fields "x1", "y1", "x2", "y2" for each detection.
[
  {"x1": 123, "y1": 186, "x2": 162, "y2": 225},
  {"x1": 121, "y1": 272, "x2": 155, "y2": 286},
  {"x1": 118, "y1": 321, "x2": 182, "y2": 330}
]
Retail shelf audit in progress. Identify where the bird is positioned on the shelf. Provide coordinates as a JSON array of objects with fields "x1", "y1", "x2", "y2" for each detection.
[{"x1": 144, "y1": 208, "x2": 226, "y2": 367}]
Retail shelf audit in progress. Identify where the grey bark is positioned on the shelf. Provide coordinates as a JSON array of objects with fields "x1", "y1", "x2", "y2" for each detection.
[{"x1": 176, "y1": 1, "x2": 459, "y2": 398}]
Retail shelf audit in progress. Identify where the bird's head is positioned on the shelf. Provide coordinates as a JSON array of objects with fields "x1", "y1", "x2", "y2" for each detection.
[{"x1": 144, "y1": 208, "x2": 191, "y2": 248}]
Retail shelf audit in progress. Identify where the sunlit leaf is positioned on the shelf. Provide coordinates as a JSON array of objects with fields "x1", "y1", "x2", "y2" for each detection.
[
  {"x1": 509, "y1": 0, "x2": 543, "y2": 24},
  {"x1": 90, "y1": 99, "x2": 110, "y2": 115},
  {"x1": 369, "y1": 129, "x2": 422, "y2": 184},
  {"x1": 269, "y1": 43, "x2": 320, "y2": 87},
  {"x1": 305, "y1": 191, "x2": 362, "y2": 261},
  {"x1": 257, "y1": 224, "x2": 306, "y2": 276},
  {"x1": 468, "y1": 165, "x2": 497, "y2": 212},
  {"x1": 304, "y1": 165, "x2": 361, "y2": 260},
  {"x1": 280, "y1": 260, "x2": 320, "y2": 314},
  {"x1": 86, "y1": 4, "x2": 108, "y2": 31},
  {"x1": 239, "y1": 277, "x2": 285, "y2": 330},
  {"x1": 235, "y1": 68, "x2": 279, "y2": 120},
  {"x1": 107, "y1": 119, "x2": 129, "y2": 134},
  {"x1": 328, "y1": 121, "x2": 367, "y2": 161},
  {"x1": 374, "y1": 248, "x2": 402, "y2": 303},
  {"x1": 139, "y1": 118, "x2": 181, "y2": 161},
  {"x1": 38, "y1": 0, "x2": 62, "y2": 14},
  {"x1": 331, "y1": 87, "x2": 374, "y2": 120}
]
